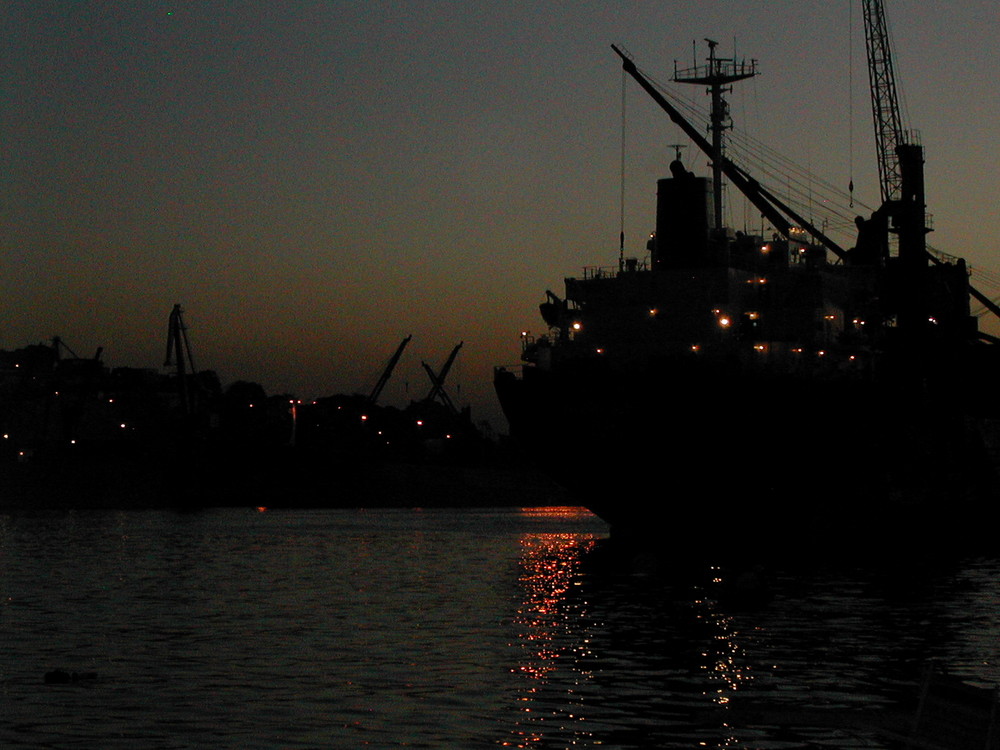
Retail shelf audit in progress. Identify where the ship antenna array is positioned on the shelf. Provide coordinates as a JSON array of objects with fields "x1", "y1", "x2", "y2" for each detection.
[{"x1": 672, "y1": 39, "x2": 757, "y2": 230}]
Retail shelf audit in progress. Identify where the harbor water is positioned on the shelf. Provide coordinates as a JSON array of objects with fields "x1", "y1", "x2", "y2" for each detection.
[{"x1": 2, "y1": 505, "x2": 1000, "y2": 748}]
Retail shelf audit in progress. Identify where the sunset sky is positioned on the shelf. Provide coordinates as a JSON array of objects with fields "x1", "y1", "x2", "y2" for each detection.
[{"x1": 5, "y1": 1, "x2": 1000, "y2": 429}]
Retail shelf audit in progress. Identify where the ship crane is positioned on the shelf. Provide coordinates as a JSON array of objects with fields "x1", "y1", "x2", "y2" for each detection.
[
  {"x1": 859, "y1": 0, "x2": 1000, "y2": 330},
  {"x1": 421, "y1": 342, "x2": 463, "y2": 415},
  {"x1": 860, "y1": 0, "x2": 927, "y2": 280},
  {"x1": 861, "y1": 0, "x2": 907, "y2": 206},
  {"x1": 368, "y1": 335, "x2": 411, "y2": 406}
]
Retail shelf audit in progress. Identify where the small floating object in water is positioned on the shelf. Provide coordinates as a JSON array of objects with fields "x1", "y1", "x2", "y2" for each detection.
[{"x1": 44, "y1": 670, "x2": 97, "y2": 684}]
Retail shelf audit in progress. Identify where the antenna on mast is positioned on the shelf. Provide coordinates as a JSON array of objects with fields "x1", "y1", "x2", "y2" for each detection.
[{"x1": 672, "y1": 39, "x2": 757, "y2": 230}]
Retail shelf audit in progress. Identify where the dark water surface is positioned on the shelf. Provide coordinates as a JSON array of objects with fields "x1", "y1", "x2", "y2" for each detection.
[{"x1": 2, "y1": 506, "x2": 999, "y2": 748}]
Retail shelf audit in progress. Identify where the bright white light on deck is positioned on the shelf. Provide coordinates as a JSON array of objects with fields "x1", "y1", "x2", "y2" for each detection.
[
  {"x1": 572, "y1": 322, "x2": 582, "y2": 331},
  {"x1": 718, "y1": 316, "x2": 731, "y2": 327}
]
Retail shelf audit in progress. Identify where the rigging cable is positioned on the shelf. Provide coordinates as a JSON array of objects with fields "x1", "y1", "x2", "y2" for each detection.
[
  {"x1": 849, "y1": 0, "x2": 855, "y2": 207},
  {"x1": 619, "y1": 65, "x2": 626, "y2": 270}
]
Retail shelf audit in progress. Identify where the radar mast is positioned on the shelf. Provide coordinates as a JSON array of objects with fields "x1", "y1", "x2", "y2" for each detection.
[{"x1": 672, "y1": 39, "x2": 757, "y2": 230}]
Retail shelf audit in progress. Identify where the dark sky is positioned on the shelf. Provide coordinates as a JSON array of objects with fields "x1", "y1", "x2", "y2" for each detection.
[{"x1": 5, "y1": 1, "x2": 1000, "y2": 429}]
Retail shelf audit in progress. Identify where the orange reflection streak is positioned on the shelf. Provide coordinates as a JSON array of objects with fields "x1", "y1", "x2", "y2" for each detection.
[
  {"x1": 518, "y1": 506, "x2": 597, "y2": 520},
  {"x1": 506, "y1": 531, "x2": 599, "y2": 748}
]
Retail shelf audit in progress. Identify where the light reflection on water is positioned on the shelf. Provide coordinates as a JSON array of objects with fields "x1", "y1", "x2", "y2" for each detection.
[
  {"x1": 505, "y1": 532, "x2": 600, "y2": 748},
  {"x1": 2, "y1": 506, "x2": 1000, "y2": 748}
]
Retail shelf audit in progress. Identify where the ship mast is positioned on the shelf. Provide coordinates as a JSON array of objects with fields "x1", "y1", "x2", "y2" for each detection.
[
  {"x1": 672, "y1": 39, "x2": 757, "y2": 230},
  {"x1": 612, "y1": 45, "x2": 847, "y2": 259}
]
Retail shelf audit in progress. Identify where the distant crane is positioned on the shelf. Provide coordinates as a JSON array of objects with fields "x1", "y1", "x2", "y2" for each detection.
[
  {"x1": 368, "y1": 335, "x2": 412, "y2": 405},
  {"x1": 422, "y1": 342, "x2": 463, "y2": 415},
  {"x1": 51, "y1": 336, "x2": 103, "y2": 363},
  {"x1": 164, "y1": 304, "x2": 198, "y2": 415}
]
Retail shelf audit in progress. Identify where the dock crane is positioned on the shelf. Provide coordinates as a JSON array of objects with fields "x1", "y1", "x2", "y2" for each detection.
[
  {"x1": 422, "y1": 342, "x2": 462, "y2": 415},
  {"x1": 368, "y1": 335, "x2": 411, "y2": 405},
  {"x1": 164, "y1": 304, "x2": 198, "y2": 415}
]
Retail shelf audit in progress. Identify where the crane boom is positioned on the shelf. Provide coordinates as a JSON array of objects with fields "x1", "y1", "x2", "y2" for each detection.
[
  {"x1": 164, "y1": 303, "x2": 198, "y2": 415},
  {"x1": 861, "y1": 0, "x2": 906, "y2": 203},
  {"x1": 423, "y1": 342, "x2": 463, "y2": 412},
  {"x1": 369, "y1": 335, "x2": 411, "y2": 405}
]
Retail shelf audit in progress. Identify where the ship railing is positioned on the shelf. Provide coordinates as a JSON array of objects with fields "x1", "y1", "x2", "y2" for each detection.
[{"x1": 581, "y1": 261, "x2": 648, "y2": 280}]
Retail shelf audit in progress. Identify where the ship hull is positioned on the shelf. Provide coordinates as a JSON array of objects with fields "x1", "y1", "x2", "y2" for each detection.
[{"x1": 495, "y1": 361, "x2": 998, "y2": 555}]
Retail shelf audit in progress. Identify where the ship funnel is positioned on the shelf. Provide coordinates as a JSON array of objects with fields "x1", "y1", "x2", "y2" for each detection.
[{"x1": 654, "y1": 166, "x2": 712, "y2": 269}]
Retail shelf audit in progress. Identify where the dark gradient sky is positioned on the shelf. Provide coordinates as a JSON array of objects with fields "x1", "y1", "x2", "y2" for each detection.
[{"x1": 5, "y1": 1, "x2": 1000, "y2": 429}]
